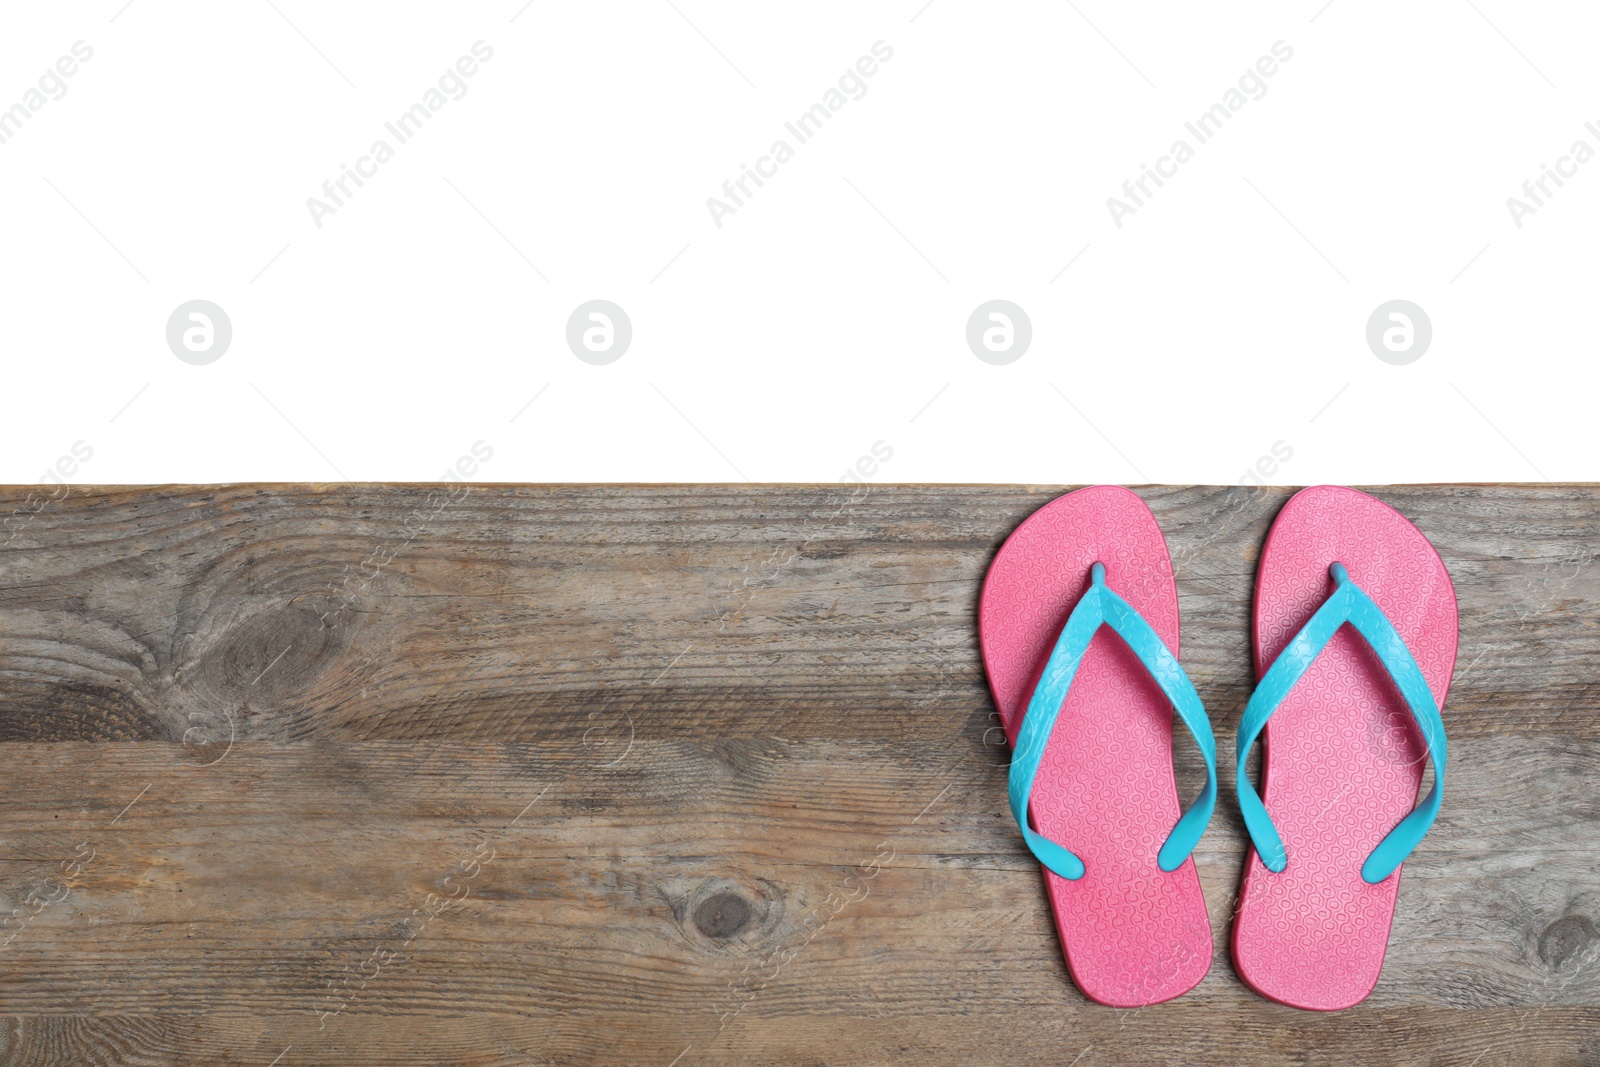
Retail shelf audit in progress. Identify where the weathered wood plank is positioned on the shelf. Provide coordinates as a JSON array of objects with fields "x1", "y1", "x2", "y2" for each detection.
[
  {"x1": 0, "y1": 1007, "x2": 1596, "y2": 1067},
  {"x1": 0, "y1": 484, "x2": 1596, "y2": 1065},
  {"x1": 1, "y1": 484, "x2": 1596, "y2": 744},
  {"x1": 0, "y1": 740, "x2": 1594, "y2": 1013}
]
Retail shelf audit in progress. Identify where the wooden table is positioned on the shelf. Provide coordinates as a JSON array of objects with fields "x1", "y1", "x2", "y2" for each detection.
[{"x1": 0, "y1": 484, "x2": 1594, "y2": 1065}]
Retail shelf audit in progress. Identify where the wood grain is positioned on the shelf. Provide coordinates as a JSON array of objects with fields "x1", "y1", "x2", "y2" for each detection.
[{"x1": 0, "y1": 484, "x2": 1596, "y2": 1066}]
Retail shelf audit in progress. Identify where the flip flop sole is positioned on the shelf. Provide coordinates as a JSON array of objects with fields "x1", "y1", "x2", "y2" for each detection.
[
  {"x1": 1233, "y1": 485, "x2": 1457, "y2": 1011},
  {"x1": 980, "y1": 486, "x2": 1212, "y2": 1007}
]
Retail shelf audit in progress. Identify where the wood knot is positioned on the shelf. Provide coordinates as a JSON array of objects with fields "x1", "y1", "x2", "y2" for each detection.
[
  {"x1": 188, "y1": 599, "x2": 356, "y2": 711},
  {"x1": 664, "y1": 876, "x2": 782, "y2": 955},
  {"x1": 1539, "y1": 914, "x2": 1598, "y2": 969},
  {"x1": 694, "y1": 891, "x2": 752, "y2": 940}
]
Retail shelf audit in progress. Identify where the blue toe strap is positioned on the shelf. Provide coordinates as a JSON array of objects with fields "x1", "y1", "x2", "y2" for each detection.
[
  {"x1": 1007, "y1": 563, "x2": 1217, "y2": 881},
  {"x1": 1236, "y1": 563, "x2": 1448, "y2": 884}
]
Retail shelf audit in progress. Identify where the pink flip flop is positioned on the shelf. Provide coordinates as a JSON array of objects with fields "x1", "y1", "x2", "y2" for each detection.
[
  {"x1": 980, "y1": 486, "x2": 1216, "y2": 1007},
  {"x1": 1232, "y1": 486, "x2": 1457, "y2": 1010}
]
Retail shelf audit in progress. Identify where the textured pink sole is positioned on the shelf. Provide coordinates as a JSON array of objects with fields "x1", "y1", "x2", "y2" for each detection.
[
  {"x1": 980, "y1": 486, "x2": 1212, "y2": 1007},
  {"x1": 1233, "y1": 486, "x2": 1457, "y2": 1011}
]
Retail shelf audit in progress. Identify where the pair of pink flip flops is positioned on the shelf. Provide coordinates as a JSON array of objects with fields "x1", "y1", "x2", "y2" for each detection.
[{"x1": 980, "y1": 485, "x2": 1456, "y2": 1010}]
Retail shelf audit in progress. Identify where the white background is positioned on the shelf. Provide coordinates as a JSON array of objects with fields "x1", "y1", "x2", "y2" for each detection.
[{"x1": 1, "y1": 1, "x2": 1593, "y2": 486}]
